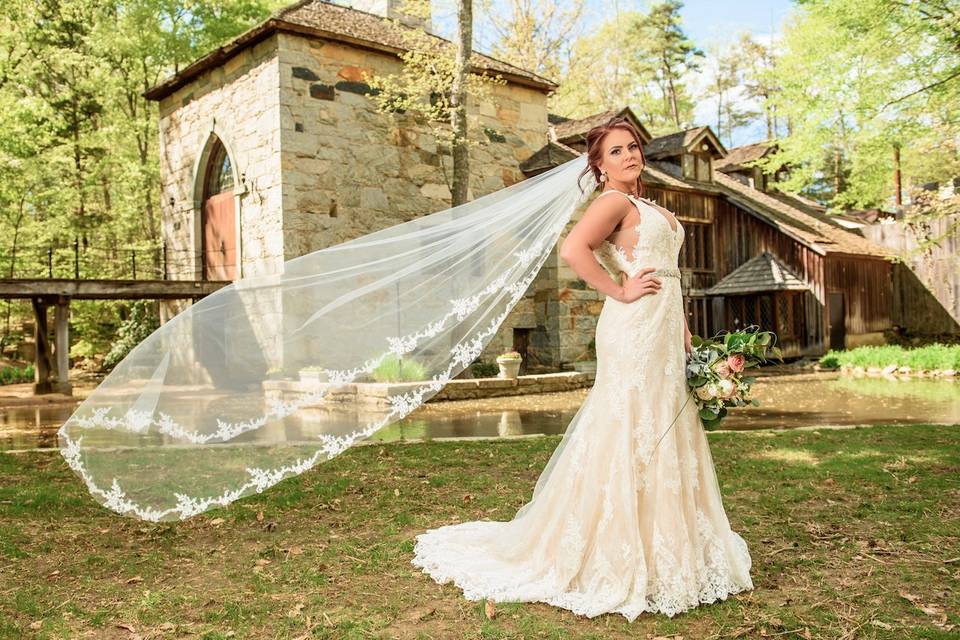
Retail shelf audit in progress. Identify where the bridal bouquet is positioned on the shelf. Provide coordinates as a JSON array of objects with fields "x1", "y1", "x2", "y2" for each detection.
[{"x1": 685, "y1": 327, "x2": 783, "y2": 430}]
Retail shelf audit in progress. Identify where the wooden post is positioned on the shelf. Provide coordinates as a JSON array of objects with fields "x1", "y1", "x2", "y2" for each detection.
[
  {"x1": 31, "y1": 297, "x2": 52, "y2": 394},
  {"x1": 54, "y1": 296, "x2": 72, "y2": 395}
]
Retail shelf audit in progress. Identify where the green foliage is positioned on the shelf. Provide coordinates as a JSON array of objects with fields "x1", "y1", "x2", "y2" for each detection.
[
  {"x1": 760, "y1": 0, "x2": 960, "y2": 208},
  {"x1": 470, "y1": 361, "x2": 499, "y2": 378},
  {"x1": 102, "y1": 301, "x2": 159, "y2": 371},
  {"x1": 363, "y1": 0, "x2": 506, "y2": 153},
  {"x1": 686, "y1": 327, "x2": 783, "y2": 430},
  {"x1": 819, "y1": 344, "x2": 960, "y2": 371},
  {"x1": 371, "y1": 354, "x2": 428, "y2": 383},
  {"x1": 0, "y1": 0, "x2": 277, "y2": 360},
  {"x1": 0, "y1": 364, "x2": 33, "y2": 384},
  {"x1": 550, "y1": 3, "x2": 701, "y2": 131}
]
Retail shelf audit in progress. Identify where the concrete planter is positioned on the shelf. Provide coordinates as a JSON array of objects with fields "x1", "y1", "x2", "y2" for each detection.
[
  {"x1": 496, "y1": 358, "x2": 522, "y2": 379},
  {"x1": 298, "y1": 368, "x2": 327, "y2": 384}
]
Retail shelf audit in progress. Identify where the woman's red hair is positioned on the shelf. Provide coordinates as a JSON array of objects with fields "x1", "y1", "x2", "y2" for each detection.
[{"x1": 577, "y1": 116, "x2": 646, "y2": 197}]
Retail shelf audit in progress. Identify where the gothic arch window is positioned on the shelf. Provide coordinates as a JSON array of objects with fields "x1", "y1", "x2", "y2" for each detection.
[{"x1": 204, "y1": 138, "x2": 234, "y2": 198}]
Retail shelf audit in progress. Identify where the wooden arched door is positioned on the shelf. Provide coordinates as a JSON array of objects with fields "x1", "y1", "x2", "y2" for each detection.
[{"x1": 201, "y1": 138, "x2": 237, "y2": 280}]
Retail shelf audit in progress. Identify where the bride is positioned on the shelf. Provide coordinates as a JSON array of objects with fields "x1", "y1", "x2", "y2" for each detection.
[
  {"x1": 411, "y1": 118, "x2": 755, "y2": 620},
  {"x1": 56, "y1": 111, "x2": 751, "y2": 616}
]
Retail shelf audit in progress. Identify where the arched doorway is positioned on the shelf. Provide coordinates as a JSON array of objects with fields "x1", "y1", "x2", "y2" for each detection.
[{"x1": 201, "y1": 137, "x2": 237, "y2": 280}]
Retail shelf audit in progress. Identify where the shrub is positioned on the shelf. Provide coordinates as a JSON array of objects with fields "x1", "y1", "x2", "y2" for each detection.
[
  {"x1": 819, "y1": 352, "x2": 841, "y2": 369},
  {"x1": 103, "y1": 300, "x2": 160, "y2": 371},
  {"x1": 819, "y1": 344, "x2": 960, "y2": 371},
  {"x1": 0, "y1": 364, "x2": 33, "y2": 385},
  {"x1": 371, "y1": 354, "x2": 427, "y2": 382},
  {"x1": 471, "y1": 361, "x2": 499, "y2": 378}
]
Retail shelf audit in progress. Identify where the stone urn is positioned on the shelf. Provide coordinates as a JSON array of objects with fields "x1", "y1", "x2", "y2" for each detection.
[{"x1": 496, "y1": 352, "x2": 523, "y2": 379}]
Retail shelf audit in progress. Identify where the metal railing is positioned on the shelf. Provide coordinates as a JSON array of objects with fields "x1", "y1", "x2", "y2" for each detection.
[{"x1": 0, "y1": 240, "x2": 236, "y2": 281}]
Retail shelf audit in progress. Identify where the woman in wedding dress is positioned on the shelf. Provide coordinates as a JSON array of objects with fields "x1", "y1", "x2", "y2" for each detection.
[{"x1": 411, "y1": 118, "x2": 754, "y2": 620}]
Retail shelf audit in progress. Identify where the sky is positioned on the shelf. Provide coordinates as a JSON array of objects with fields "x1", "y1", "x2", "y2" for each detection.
[{"x1": 432, "y1": 0, "x2": 798, "y2": 148}]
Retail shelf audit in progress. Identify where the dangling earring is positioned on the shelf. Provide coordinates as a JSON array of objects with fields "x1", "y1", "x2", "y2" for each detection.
[{"x1": 599, "y1": 170, "x2": 607, "y2": 183}]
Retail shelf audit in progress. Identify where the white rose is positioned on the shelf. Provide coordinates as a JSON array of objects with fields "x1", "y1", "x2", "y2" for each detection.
[
  {"x1": 695, "y1": 385, "x2": 714, "y2": 401},
  {"x1": 718, "y1": 379, "x2": 736, "y2": 398}
]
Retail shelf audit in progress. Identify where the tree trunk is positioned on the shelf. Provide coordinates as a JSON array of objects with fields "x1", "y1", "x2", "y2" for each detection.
[
  {"x1": 450, "y1": 0, "x2": 472, "y2": 207},
  {"x1": 893, "y1": 142, "x2": 902, "y2": 207}
]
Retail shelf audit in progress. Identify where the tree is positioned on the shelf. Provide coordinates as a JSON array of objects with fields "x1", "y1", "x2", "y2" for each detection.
[
  {"x1": 0, "y1": 0, "x2": 276, "y2": 354},
  {"x1": 547, "y1": 9, "x2": 647, "y2": 119},
  {"x1": 627, "y1": 0, "x2": 703, "y2": 129},
  {"x1": 735, "y1": 32, "x2": 782, "y2": 140},
  {"x1": 700, "y1": 38, "x2": 759, "y2": 147},
  {"x1": 477, "y1": 0, "x2": 586, "y2": 83},
  {"x1": 364, "y1": 0, "x2": 506, "y2": 206},
  {"x1": 759, "y1": 0, "x2": 960, "y2": 212}
]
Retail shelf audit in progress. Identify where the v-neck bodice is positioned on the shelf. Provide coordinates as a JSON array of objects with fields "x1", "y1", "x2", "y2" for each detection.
[{"x1": 591, "y1": 190, "x2": 684, "y2": 279}]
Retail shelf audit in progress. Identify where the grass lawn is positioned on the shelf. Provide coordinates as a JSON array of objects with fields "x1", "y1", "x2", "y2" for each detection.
[{"x1": 1, "y1": 423, "x2": 958, "y2": 639}]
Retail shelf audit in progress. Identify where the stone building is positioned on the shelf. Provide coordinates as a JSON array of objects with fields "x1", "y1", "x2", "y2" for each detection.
[{"x1": 145, "y1": 0, "x2": 568, "y2": 375}]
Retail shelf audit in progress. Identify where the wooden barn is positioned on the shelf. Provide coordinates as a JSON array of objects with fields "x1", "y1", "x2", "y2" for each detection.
[{"x1": 523, "y1": 107, "x2": 896, "y2": 358}]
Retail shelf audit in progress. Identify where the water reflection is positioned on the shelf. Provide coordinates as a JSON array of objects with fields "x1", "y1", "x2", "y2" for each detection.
[{"x1": 1, "y1": 375, "x2": 956, "y2": 452}]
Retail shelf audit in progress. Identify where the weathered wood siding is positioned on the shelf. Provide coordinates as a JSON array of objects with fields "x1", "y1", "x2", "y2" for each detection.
[{"x1": 861, "y1": 214, "x2": 960, "y2": 335}]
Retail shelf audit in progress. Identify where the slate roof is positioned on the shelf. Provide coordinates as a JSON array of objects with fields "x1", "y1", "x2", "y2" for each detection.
[
  {"x1": 705, "y1": 251, "x2": 810, "y2": 295},
  {"x1": 714, "y1": 141, "x2": 774, "y2": 172},
  {"x1": 145, "y1": 0, "x2": 556, "y2": 101}
]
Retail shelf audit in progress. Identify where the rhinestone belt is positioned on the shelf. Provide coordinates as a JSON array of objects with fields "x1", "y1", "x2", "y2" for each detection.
[{"x1": 648, "y1": 268, "x2": 681, "y2": 278}]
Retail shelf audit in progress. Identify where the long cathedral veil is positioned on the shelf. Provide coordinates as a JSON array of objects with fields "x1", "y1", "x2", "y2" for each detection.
[{"x1": 58, "y1": 153, "x2": 598, "y2": 522}]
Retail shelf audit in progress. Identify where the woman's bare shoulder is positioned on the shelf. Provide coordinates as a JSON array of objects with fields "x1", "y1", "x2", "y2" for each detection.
[{"x1": 584, "y1": 191, "x2": 634, "y2": 225}]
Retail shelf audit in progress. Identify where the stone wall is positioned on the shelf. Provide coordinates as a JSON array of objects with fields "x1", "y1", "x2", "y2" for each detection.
[{"x1": 272, "y1": 31, "x2": 560, "y2": 369}]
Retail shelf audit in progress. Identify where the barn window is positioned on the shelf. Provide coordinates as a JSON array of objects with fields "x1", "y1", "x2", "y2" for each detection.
[
  {"x1": 680, "y1": 222, "x2": 714, "y2": 271},
  {"x1": 695, "y1": 154, "x2": 711, "y2": 182},
  {"x1": 682, "y1": 153, "x2": 695, "y2": 179}
]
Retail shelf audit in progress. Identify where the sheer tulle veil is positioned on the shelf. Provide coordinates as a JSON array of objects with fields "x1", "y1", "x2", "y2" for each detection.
[{"x1": 58, "y1": 153, "x2": 599, "y2": 522}]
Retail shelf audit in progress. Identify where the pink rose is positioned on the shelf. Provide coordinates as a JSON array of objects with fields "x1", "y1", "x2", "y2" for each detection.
[
  {"x1": 726, "y1": 354, "x2": 746, "y2": 373},
  {"x1": 711, "y1": 360, "x2": 732, "y2": 378}
]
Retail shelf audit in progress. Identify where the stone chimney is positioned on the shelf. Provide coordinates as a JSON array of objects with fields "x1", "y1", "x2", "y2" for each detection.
[{"x1": 351, "y1": 0, "x2": 432, "y2": 33}]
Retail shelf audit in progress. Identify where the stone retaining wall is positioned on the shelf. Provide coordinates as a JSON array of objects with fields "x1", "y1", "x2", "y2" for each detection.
[{"x1": 263, "y1": 370, "x2": 594, "y2": 410}]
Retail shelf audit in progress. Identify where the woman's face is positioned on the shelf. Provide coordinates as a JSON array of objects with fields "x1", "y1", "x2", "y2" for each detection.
[{"x1": 598, "y1": 128, "x2": 644, "y2": 186}]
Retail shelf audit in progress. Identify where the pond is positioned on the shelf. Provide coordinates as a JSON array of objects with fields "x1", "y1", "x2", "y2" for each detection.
[{"x1": 1, "y1": 373, "x2": 957, "y2": 453}]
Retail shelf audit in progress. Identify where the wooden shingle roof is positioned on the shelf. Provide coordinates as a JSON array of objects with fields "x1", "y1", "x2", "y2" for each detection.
[
  {"x1": 714, "y1": 141, "x2": 775, "y2": 172},
  {"x1": 712, "y1": 171, "x2": 895, "y2": 258},
  {"x1": 519, "y1": 107, "x2": 894, "y2": 260},
  {"x1": 518, "y1": 140, "x2": 580, "y2": 175},
  {"x1": 705, "y1": 251, "x2": 810, "y2": 295},
  {"x1": 643, "y1": 126, "x2": 727, "y2": 160},
  {"x1": 549, "y1": 108, "x2": 653, "y2": 146},
  {"x1": 144, "y1": 0, "x2": 557, "y2": 101}
]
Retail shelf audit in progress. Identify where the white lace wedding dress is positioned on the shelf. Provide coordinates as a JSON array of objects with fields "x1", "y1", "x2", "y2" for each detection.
[{"x1": 411, "y1": 190, "x2": 754, "y2": 620}]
